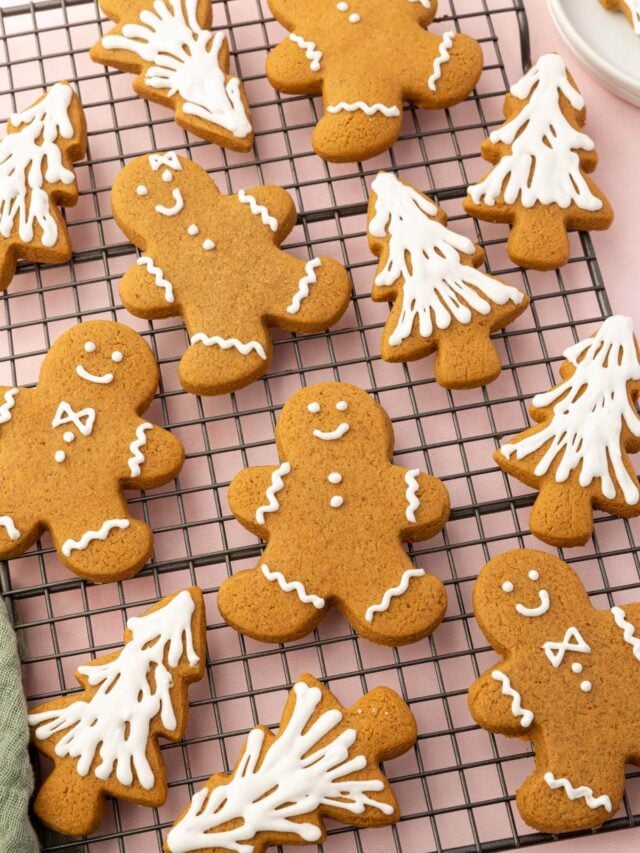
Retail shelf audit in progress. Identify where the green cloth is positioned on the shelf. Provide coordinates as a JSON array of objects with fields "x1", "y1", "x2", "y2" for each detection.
[{"x1": 0, "y1": 597, "x2": 39, "y2": 853}]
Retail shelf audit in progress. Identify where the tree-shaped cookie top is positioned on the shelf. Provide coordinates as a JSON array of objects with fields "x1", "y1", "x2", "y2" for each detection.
[
  {"x1": 165, "y1": 673, "x2": 416, "y2": 852},
  {"x1": 600, "y1": 0, "x2": 640, "y2": 34},
  {"x1": 368, "y1": 171, "x2": 528, "y2": 388},
  {"x1": 29, "y1": 587, "x2": 206, "y2": 837},
  {"x1": 0, "y1": 82, "x2": 86, "y2": 291},
  {"x1": 496, "y1": 315, "x2": 640, "y2": 547},
  {"x1": 465, "y1": 53, "x2": 613, "y2": 270},
  {"x1": 91, "y1": 0, "x2": 252, "y2": 150}
]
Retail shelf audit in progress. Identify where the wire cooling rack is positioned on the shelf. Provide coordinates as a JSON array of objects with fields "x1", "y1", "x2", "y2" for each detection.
[{"x1": 1, "y1": 0, "x2": 640, "y2": 850}]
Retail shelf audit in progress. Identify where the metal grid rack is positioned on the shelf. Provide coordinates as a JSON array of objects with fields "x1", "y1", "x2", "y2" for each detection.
[{"x1": 1, "y1": 0, "x2": 639, "y2": 850}]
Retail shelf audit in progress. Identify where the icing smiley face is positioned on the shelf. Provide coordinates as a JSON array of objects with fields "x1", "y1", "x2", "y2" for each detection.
[
  {"x1": 308, "y1": 399, "x2": 350, "y2": 441},
  {"x1": 501, "y1": 569, "x2": 551, "y2": 618},
  {"x1": 76, "y1": 340, "x2": 125, "y2": 385}
]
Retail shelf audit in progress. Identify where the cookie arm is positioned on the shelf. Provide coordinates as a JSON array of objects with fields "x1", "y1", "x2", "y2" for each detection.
[
  {"x1": 119, "y1": 254, "x2": 179, "y2": 319},
  {"x1": 395, "y1": 467, "x2": 450, "y2": 543},
  {"x1": 122, "y1": 421, "x2": 185, "y2": 490},
  {"x1": 468, "y1": 666, "x2": 534, "y2": 737},
  {"x1": 266, "y1": 31, "x2": 324, "y2": 96},
  {"x1": 228, "y1": 465, "x2": 282, "y2": 538},
  {"x1": 235, "y1": 185, "x2": 298, "y2": 244}
]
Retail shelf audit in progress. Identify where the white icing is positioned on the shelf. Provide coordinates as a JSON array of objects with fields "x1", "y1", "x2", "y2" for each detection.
[
  {"x1": 364, "y1": 568, "x2": 425, "y2": 623},
  {"x1": 0, "y1": 83, "x2": 76, "y2": 248},
  {"x1": 501, "y1": 580, "x2": 514, "y2": 592},
  {"x1": 289, "y1": 33, "x2": 322, "y2": 72},
  {"x1": 166, "y1": 680, "x2": 392, "y2": 852},
  {"x1": 0, "y1": 516, "x2": 20, "y2": 541},
  {"x1": 63, "y1": 431, "x2": 74, "y2": 443},
  {"x1": 427, "y1": 31, "x2": 455, "y2": 92},
  {"x1": 328, "y1": 472, "x2": 342, "y2": 484},
  {"x1": 52, "y1": 401, "x2": 96, "y2": 436},
  {"x1": 515, "y1": 589, "x2": 550, "y2": 618},
  {"x1": 0, "y1": 388, "x2": 18, "y2": 424},
  {"x1": 286, "y1": 258, "x2": 322, "y2": 315},
  {"x1": 162, "y1": 169, "x2": 173, "y2": 183},
  {"x1": 128, "y1": 422, "x2": 153, "y2": 477},
  {"x1": 337, "y1": 2, "x2": 349, "y2": 9},
  {"x1": 622, "y1": 0, "x2": 640, "y2": 33},
  {"x1": 329, "y1": 496, "x2": 344, "y2": 508},
  {"x1": 544, "y1": 772, "x2": 612, "y2": 813},
  {"x1": 336, "y1": 401, "x2": 348, "y2": 411},
  {"x1": 348, "y1": 12, "x2": 361, "y2": 22},
  {"x1": 202, "y1": 238, "x2": 215, "y2": 250},
  {"x1": 155, "y1": 188, "x2": 184, "y2": 217},
  {"x1": 491, "y1": 671, "x2": 533, "y2": 728},
  {"x1": 261, "y1": 564, "x2": 325, "y2": 609},
  {"x1": 467, "y1": 54, "x2": 603, "y2": 211},
  {"x1": 137, "y1": 256, "x2": 175, "y2": 303},
  {"x1": 237, "y1": 190, "x2": 278, "y2": 232},
  {"x1": 111, "y1": 351, "x2": 123, "y2": 363},
  {"x1": 409, "y1": 0, "x2": 431, "y2": 6},
  {"x1": 611, "y1": 606, "x2": 640, "y2": 660},
  {"x1": 136, "y1": 185, "x2": 148, "y2": 196},
  {"x1": 101, "y1": 0, "x2": 251, "y2": 139},
  {"x1": 149, "y1": 152, "x2": 182, "y2": 172},
  {"x1": 84, "y1": 341, "x2": 96, "y2": 353},
  {"x1": 543, "y1": 627, "x2": 591, "y2": 668},
  {"x1": 29, "y1": 590, "x2": 199, "y2": 789},
  {"x1": 580, "y1": 680, "x2": 592, "y2": 693},
  {"x1": 54, "y1": 450, "x2": 66, "y2": 463},
  {"x1": 528, "y1": 569, "x2": 539, "y2": 581},
  {"x1": 313, "y1": 423, "x2": 349, "y2": 441},
  {"x1": 187, "y1": 224, "x2": 199, "y2": 236},
  {"x1": 61, "y1": 518, "x2": 130, "y2": 557},
  {"x1": 500, "y1": 316, "x2": 640, "y2": 506},
  {"x1": 370, "y1": 172, "x2": 524, "y2": 347},
  {"x1": 255, "y1": 462, "x2": 291, "y2": 524},
  {"x1": 76, "y1": 365, "x2": 114, "y2": 385},
  {"x1": 404, "y1": 469, "x2": 420, "y2": 523},
  {"x1": 190, "y1": 333, "x2": 267, "y2": 360},
  {"x1": 307, "y1": 402, "x2": 320, "y2": 413},
  {"x1": 571, "y1": 662, "x2": 583, "y2": 674},
  {"x1": 327, "y1": 102, "x2": 401, "y2": 117}
]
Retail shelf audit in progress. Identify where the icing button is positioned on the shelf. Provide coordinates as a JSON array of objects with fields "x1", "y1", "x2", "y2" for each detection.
[{"x1": 330, "y1": 495, "x2": 344, "y2": 508}]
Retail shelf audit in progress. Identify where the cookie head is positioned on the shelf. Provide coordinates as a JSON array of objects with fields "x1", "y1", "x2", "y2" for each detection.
[{"x1": 40, "y1": 320, "x2": 160, "y2": 408}]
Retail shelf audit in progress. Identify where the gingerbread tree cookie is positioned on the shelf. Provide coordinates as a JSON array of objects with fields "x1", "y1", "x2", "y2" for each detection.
[
  {"x1": 496, "y1": 315, "x2": 640, "y2": 547},
  {"x1": 29, "y1": 588, "x2": 206, "y2": 836},
  {"x1": 368, "y1": 172, "x2": 529, "y2": 388},
  {"x1": 0, "y1": 82, "x2": 86, "y2": 291},
  {"x1": 218, "y1": 382, "x2": 450, "y2": 646},
  {"x1": 468, "y1": 549, "x2": 640, "y2": 833},
  {"x1": 0, "y1": 320, "x2": 184, "y2": 582},
  {"x1": 112, "y1": 151, "x2": 351, "y2": 395},
  {"x1": 600, "y1": 0, "x2": 640, "y2": 35},
  {"x1": 266, "y1": 0, "x2": 483, "y2": 162},
  {"x1": 90, "y1": 0, "x2": 252, "y2": 151},
  {"x1": 465, "y1": 53, "x2": 613, "y2": 270},
  {"x1": 165, "y1": 673, "x2": 416, "y2": 852}
]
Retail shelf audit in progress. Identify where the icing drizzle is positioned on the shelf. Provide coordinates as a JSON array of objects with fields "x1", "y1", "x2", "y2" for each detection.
[
  {"x1": 491, "y1": 670, "x2": 533, "y2": 727},
  {"x1": 137, "y1": 256, "x2": 175, "y2": 303},
  {"x1": 289, "y1": 33, "x2": 322, "y2": 71},
  {"x1": 255, "y1": 462, "x2": 291, "y2": 524},
  {"x1": 427, "y1": 31, "x2": 455, "y2": 92},
  {"x1": 61, "y1": 518, "x2": 130, "y2": 557},
  {"x1": 0, "y1": 388, "x2": 18, "y2": 424},
  {"x1": 544, "y1": 772, "x2": 612, "y2": 813},
  {"x1": 611, "y1": 606, "x2": 640, "y2": 660},
  {"x1": 190, "y1": 333, "x2": 267, "y2": 360},
  {"x1": 0, "y1": 516, "x2": 20, "y2": 542},
  {"x1": 287, "y1": 258, "x2": 322, "y2": 315},
  {"x1": 128, "y1": 422, "x2": 153, "y2": 477},
  {"x1": 237, "y1": 190, "x2": 278, "y2": 232},
  {"x1": 52, "y1": 401, "x2": 95, "y2": 436},
  {"x1": 404, "y1": 469, "x2": 421, "y2": 523},
  {"x1": 327, "y1": 102, "x2": 401, "y2": 117},
  {"x1": 364, "y1": 568, "x2": 425, "y2": 623},
  {"x1": 261, "y1": 564, "x2": 325, "y2": 609}
]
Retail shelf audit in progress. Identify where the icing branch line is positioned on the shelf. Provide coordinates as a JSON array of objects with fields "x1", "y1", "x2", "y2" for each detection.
[
  {"x1": 491, "y1": 671, "x2": 533, "y2": 727},
  {"x1": 62, "y1": 519, "x2": 130, "y2": 557},
  {"x1": 261, "y1": 564, "x2": 325, "y2": 609},
  {"x1": 287, "y1": 258, "x2": 322, "y2": 315},
  {"x1": 365, "y1": 568, "x2": 425, "y2": 623},
  {"x1": 427, "y1": 31, "x2": 455, "y2": 92},
  {"x1": 190, "y1": 333, "x2": 267, "y2": 360},
  {"x1": 0, "y1": 388, "x2": 18, "y2": 424},
  {"x1": 237, "y1": 190, "x2": 278, "y2": 232},
  {"x1": 611, "y1": 606, "x2": 640, "y2": 660},
  {"x1": 137, "y1": 256, "x2": 175, "y2": 303},
  {"x1": 128, "y1": 423, "x2": 153, "y2": 478},
  {"x1": 0, "y1": 515, "x2": 21, "y2": 542},
  {"x1": 255, "y1": 462, "x2": 291, "y2": 524},
  {"x1": 289, "y1": 33, "x2": 322, "y2": 71},
  {"x1": 404, "y1": 469, "x2": 421, "y2": 523},
  {"x1": 326, "y1": 102, "x2": 401, "y2": 117},
  {"x1": 544, "y1": 772, "x2": 612, "y2": 813}
]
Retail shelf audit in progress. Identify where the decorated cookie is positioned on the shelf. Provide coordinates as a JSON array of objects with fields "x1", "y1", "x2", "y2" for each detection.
[
  {"x1": 218, "y1": 382, "x2": 450, "y2": 646},
  {"x1": 467, "y1": 549, "x2": 640, "y2": 832},
  {"x1": 29, "y1": 587, "x2": 206, "y2": 836},
  {"x1": 0, "y1": 320, "x2": 184, "y2": 582},
  {"x1": 0, "y1": 82, "x2": 86, "y2": 292},
  {"x1": 266, "y1": 0, "x2": 483, "y2": 162},
  {"x1": 368, "y1": 172, "x2": 529, "y2": 388},
  {"x1": 90, "y1": 0, "x2": 252, "y2": 151},
  {"x1": 600, "y1": 0, "x2": 640, "y2": 34},
  {"x1": 464, "y1": 53, "x2": 613, "y2": 270},
  {"x1": 112, "y1": 152, "x2": 351, "y2": 395},
  {"x1": 165, "y1": 673, "x2": 416, "y2": 852},
  {"x1": 495, "y1": 315, "x2": 640, "y2": 547}
]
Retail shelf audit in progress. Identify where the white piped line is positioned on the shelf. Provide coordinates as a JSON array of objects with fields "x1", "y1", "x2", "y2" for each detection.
[
  {"x1": 62, "y1": 519, "x2": 130, "y2": 557},
  {"x1": 76, "y1": 365, "x2": 114, "y2": 385},
  {"x1": 313, "y1": 423, "x2": 350, "y2": 441},
  {"x1": 326, "y1": 101, "x2": 401, "y2": 117},
  {"x1": 128, "y1": 423, "x2": 153, "y2": 477},
  {"x1": 544, "y1": 772, "x2": 612, "y2": 813},
  {"x1": 491, "y1": 671, "x2": 533, "y2": 728},
  {"x1": 427, "y1": 30, "x2": 455, "y2": 92},
  {"x1": 0, "y1": 388, "x2": 18, "y2": 424},
  {"x1": 255, "y1": 462, "x2": 291, "y2": 524},
  {"x1": 515, "y1": 589, "x2": 550, "y2": 617},
  {"x1": 190, "y1": 333, "x2": 267, "y2": 360},
  {"x1": 137, "y1": 257, "x2": 175, "y2": 304},
  {"x1": 611, "y1": 606, "x2": 640, "y2": 660},
  {"x1": 289, "y1": 33, "x2": 322, "y2": 71},
  {"x1": 365, "y1": 568, "x2": 425, "y2": 623},
  {"x1": 404, "y1": 469, "x2": 421, "y2": 523},
  {"x1": 154, "y1": 188, "x2": 184, "y2": 217},
  {"x1": 286, "y1": 258, "x2": 322, "y2": 315},
  {"x1": 237, "y1": 190, "x2": 278, "y2": 232},
  {"x1": 0, "y1": 515, "x2": 21, "y2": 541},
  {"x1": 261, "y1": 564, "x2": 325, "y2": 609}
]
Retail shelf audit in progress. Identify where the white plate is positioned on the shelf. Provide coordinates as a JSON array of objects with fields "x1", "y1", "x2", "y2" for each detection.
[{"x1": 547, "y1": 0, "x2": 640, "y2": 106}]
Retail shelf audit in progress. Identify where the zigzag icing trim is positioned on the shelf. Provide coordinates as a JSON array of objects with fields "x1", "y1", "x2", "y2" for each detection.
[
  {"x1": 190, "y1": 333, "x2": 267, "y2": 360},
  {"x1": 491, "y1": 670, "x2": 533, "y2": 727},
  {"x1": 128, "y1": 422, "x2": 153, "y2": 477},
  {"x1": 62, "y1": 519, "x2": 130, "y2": 557},
  {"x1": 237, "y1": 190, "x2": 278, "y2": 232},
  {"x1": 404, "y1": 469, "x2": 421, "y2": 523},
  {"x1": 365, "y1": 568, "x2": 425, "y2": 623},
  {"x1": 326, "y1": 102, "x2": 401, "y2": 117},
  {"x1": 287, "y1": 258, "x2": 322, "y2": 315},
  {"x1": 0, "y1": 515, "x2": 20, "y2": 541},
  {"x1": 256, "y1": 462, "x2": 291, "y2": 524},
  {"x1": 261, "y1": 564, "x2": 325, "y2": 609},
  {"x1": 611, "y1": 606, "x2": 640, "y2": 660},
  {"x1": 137, "y1": 256, "x2": 175, "y2": 304},
  {"x1": 289, "y1": 33, "x2": 322, "y2": 71},
  {"x1": 428, "y1": 30, "x2": 455, "y2": 92},
  {"x1": 0, "y1": 388, "x2": 18, "y2": 424},
  {"x1": 544, "y1": 772, "x2": 612, "y2": 812}
]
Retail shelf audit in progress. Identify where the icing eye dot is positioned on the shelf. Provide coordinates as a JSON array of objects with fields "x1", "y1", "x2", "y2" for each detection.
[
  {"x1": 136, "y1": 185, "x2": 148, "y2": 197},
  {"x1": 307, "y1": 402, "x2": 320, "y2": 413},
  {"x1": 54, "y1": 450, "x2": 66, "y2": 463},
  {"x1": 348, "y1": 12, "x2": 361, "y2": 22},
  {"x1": 187, "y1": 224, "x2": 199, "y2": 236},
  {"x1": 336, "y1": 400, "x2": 348, "y2": 411},
  {"x1": 330, "y1": 495, "x2": 344, "y2": 508},
  {"x1": 202, "y1": 239, "x2": 215, "y2": 251},
  {"x1": 84, "y1": 341, "x2": 96, "y2": 353},
  {"x1": 63, "y1": 431, "x2": 75, "y2": 444},
  {"x1": 111, "y1": 351, "x2": 123, "y2": 363},
  {"x1": 580, "y1": 680, "x2": 592, "y2": 693},
  {"x1": 162, "y1": 169, "x2": 173, "y2": 183},
  {"x1": 328, "y1": 472, "x2": 342, "y2": 484},
  {"x1": 337, "y1": 1, "x2": 349, "y2": 8},
  {"x1": 571, "y1": 662, "x2": 583, "y2": 674},
  {"x1": 501, "y1": 581, "x2": 514, "y2": 593},
  {"x1": 528, "y1": 569, "x2": 540, "y2": 581}
]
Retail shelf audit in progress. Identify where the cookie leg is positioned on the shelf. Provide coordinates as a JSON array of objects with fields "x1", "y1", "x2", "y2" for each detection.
[
  {"x1": 0, "y1": 511, "x2": 39, "y2": 559},
  {"x1": 313, "y1": 109, "x2": 403, "y2": 163},
  {"x1": 218, "y1": 564, "x2": 326, "y2": 643},
  {"x1": 179, "y1": 326, "x2": 272, "y2": 396}
]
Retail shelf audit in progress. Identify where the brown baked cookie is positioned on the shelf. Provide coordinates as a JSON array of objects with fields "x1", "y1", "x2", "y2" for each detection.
[
  {"x1": 599, "y1": 0, "x2": 640, "y2": 35},
  {"x1": 495, "y1": 315, "x2": 640, "y2": 547},
  {"x1": 368, "y1": 171, "x2": 529, "y2": 388},
  {"x1": 266, "y1": 0, "x2": 483, "y2": 162},
  {"x1": 165, "y1": 672, "x2": 416, "y2": 852},
  {"x1": 218, "y1": 382, "x2": 450, "y2": 646},
  {"x1": 0, "y1": 320, "x2": 184, "y2": 582},
  {"x1": 0, "y1": 82, "x2": 86, "y2": 292},
  {"x1": 112, "y1": 152, "x2": 351, "y2": 395},
  {"x1": 90, "y1": 0, "x2": 253, "y2": 151},
  {"x1": 468, "y1": 549, "x2": 640, "y2": 833},
  {"x1": 29, "y1": 587, "x2": 206, "y2": 837},
  {"x1": 464, "y1": 53, "x2": 613, "y2": 271}
]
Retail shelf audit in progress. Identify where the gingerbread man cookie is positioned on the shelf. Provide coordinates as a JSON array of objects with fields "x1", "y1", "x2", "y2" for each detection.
[
  {"x1": 112, "y1": 152, "x2": 351, "y2": 395},
  {"x1": 468, "y1": 549, "x2": 640, "y2": 833},
  {"x1": 266, "y1": 0, "x2": 483, "y2": 162},
  {"x1": 0, "y1": 320, "x2": 184, "y2": 582},
  {"x1": 218, "y1": 382, "x2": 450, "y2": 646}
]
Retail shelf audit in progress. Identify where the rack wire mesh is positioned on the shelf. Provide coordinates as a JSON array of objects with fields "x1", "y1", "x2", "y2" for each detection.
[{"x1": 0, "y1": 0, "x2": 639, "y2": 850}]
